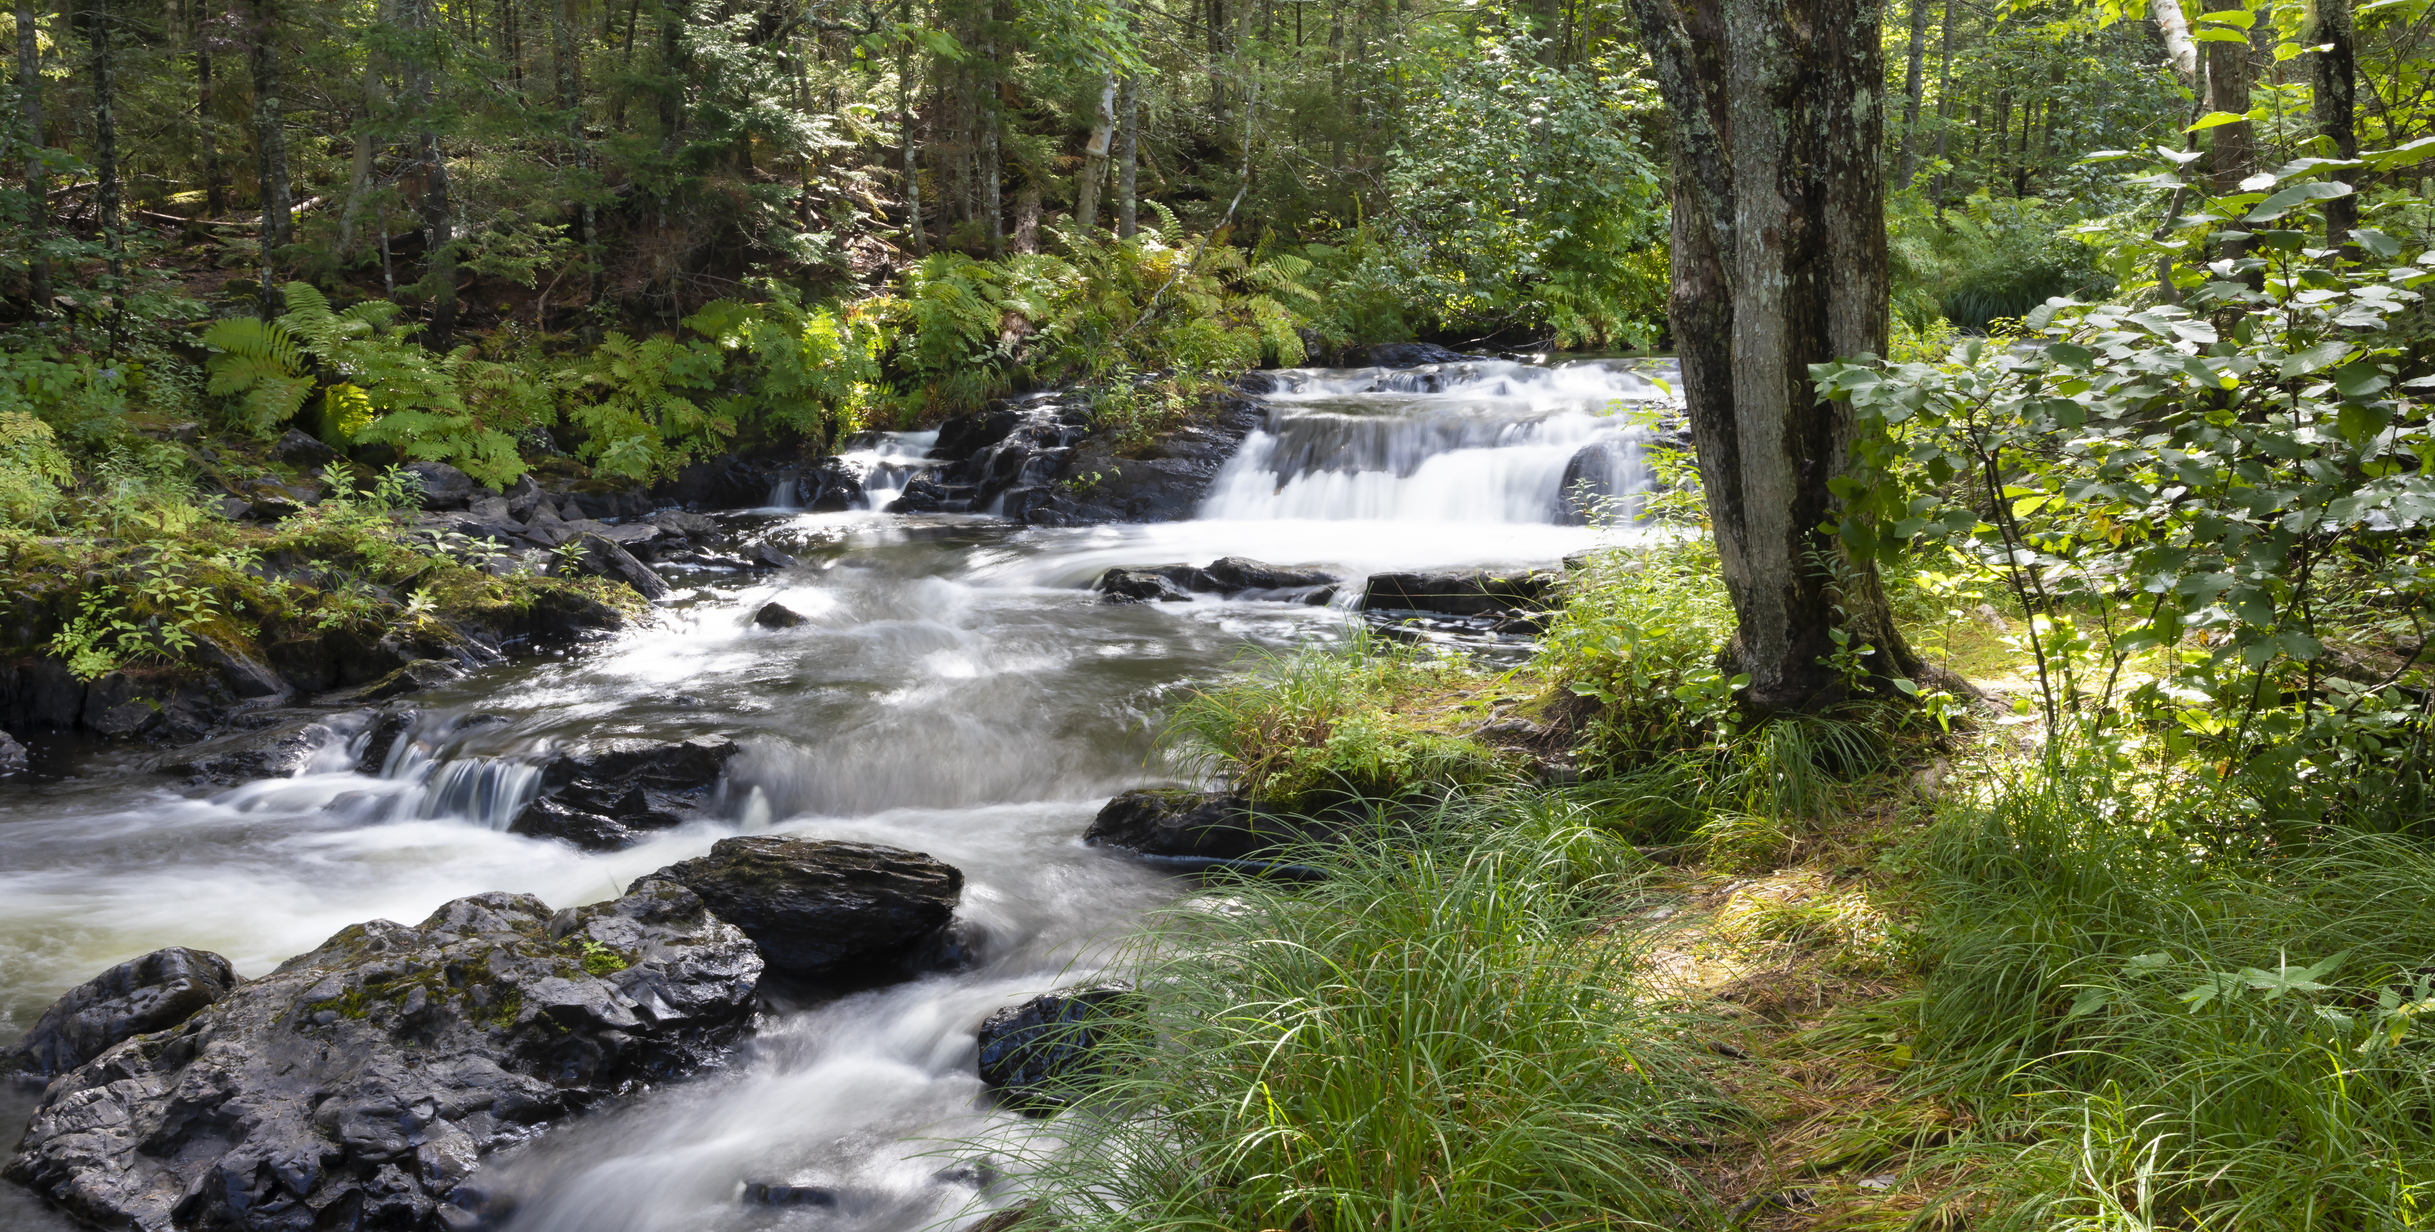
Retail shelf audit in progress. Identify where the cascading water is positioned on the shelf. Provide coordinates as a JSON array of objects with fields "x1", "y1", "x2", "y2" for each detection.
[{"x1": 0, "y1": 356, "x2": 1678, "y2": 1232}]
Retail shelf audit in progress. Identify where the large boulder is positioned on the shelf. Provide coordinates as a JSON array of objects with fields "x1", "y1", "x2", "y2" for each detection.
[
  {"x1": 1364, "y1": 342, "x2": 1476, "y2": 368},
  {"x1": 644, "y1": 837, "x2": 963, "y2": 979},
  {"x1": 402, "y1": 461, "x2": 477, "y2": 511},
  {"x1": 3, "y1": 884, "x2": 761, "y2": 1232},
  {"x1": 975, "y1": 984, "x2": 1142, "y2": 1111},
  {"x1": 154, "y1": 711, "x2": 362, "y2": 785},
  {"x1": 0, "y1": 728, "x2": 26, "y2": 775},
  {"x1": 1093, "y1": 558, "x2": 1338, "y2": 605},
  {"x1": 567, "y1": 532, "x2": 671, "y2": 600},
  {"x1": 1, "y1": 947, "x2": 238, "y2": 1078},
  {"x1": 1084, "y1": 789, "x2": 1330, "y2": 865},
  {"x1": 507, "y1": 736, "x2": 742, "y2": 851}
]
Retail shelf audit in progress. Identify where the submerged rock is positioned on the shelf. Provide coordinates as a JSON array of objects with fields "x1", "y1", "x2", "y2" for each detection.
[
  {"x1": 976, "y1": 984, "x2": 1143, "y2": 1110},
  {"x1": 1, "y1": 947, "x2": 238, "y2": 1078},
  {"x1": 1359, "y1": 569, "x2": 1554, "y2": 617},
  {"x1": 0, "y1": 728, "x2": 26, "y2": 776},
  {"x1": 753, "y1": 602, "x2": 808, "y2": 629},
  {"x1": 644, "y1": 836, "x2": 963, "y2": 979},
  {"x1": 3, "y1": 884, "x2": 762, "y2": 1232},
  {"x1": 507, "y1": 736, "x2": 741, "y2": 851},
  {"x1": 1095, "y1": 565, "x2": 1202, "y2": 603},
  {"x1": 1094, "y1": 558, "x2": 1339, "y2": 604},
  {"x1": 155, "y1": 710, "x2": 362, "y2": 785}
]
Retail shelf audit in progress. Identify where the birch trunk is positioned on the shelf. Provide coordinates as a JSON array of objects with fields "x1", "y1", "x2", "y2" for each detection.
[
  {"x1": 1620, "y1": 0, "x2": 1926, "y2": 710},
  {"x1": 1115, "y1": 72, "x2": 1139, "y2": 239},
  {"x1": 16, "y1": 0, "x2": 46, "y2": 311},
  {"x1": 1074, "y1": 72, "x2": 1117, "y2": 235}
]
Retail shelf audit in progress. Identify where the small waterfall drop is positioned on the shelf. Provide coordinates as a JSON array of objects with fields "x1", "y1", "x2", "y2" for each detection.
[
  {"x1": 834, "y1": 429, "x2": 941, "y2": 510},
  {"x1": 1200, "y1": 358, "x2": 1676, "y2": 524}
]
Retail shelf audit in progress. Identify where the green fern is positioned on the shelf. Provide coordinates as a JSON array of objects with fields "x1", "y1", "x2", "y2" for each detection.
[{"x1": 200, "y1": 317, "x2": 316, "y2": 435}]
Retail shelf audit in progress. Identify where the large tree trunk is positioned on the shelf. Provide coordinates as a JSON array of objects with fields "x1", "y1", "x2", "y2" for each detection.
[
  {"x1": 16, "y1": 0, "x2": 47, "y2": 312},
  {"x1": 196, "y1": 0, "x2": 227, "y2": 216},
  {"x1": 1622, "y1": 0, "x2": 1925, "y2": 712},
  {"x1": 1074, "y1": 71, "x2": 1117, "y2": 235},
  {"x1": 2152, "y1": 0, "x2": 2199, "y2": 87},
  {"x1": 1896, "y1": 0, "x2": 1928, "y2": 188},
  {"x1": 2203, "y1": 0, "x2": 2252, "y2": 193},
  {"x1": 2307, "y1": 0, "x2": 2356, "y2": 248},
  {"x1": 1115, "y1": 71, "x2": 1139, "y2": 239}
]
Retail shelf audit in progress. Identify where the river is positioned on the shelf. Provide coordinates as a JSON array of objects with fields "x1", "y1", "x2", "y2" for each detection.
[{"x1": 0, "y1": 357, "x2": 1674, "y2": 1232}]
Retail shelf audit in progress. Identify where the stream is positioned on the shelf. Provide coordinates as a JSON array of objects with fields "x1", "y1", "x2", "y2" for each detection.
[{"x1": 0, "y1": 357, "x2": 1674, "y2": 1232}]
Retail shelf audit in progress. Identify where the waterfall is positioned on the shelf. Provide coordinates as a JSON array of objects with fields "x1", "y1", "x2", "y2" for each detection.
[
  {"x1": 1199, "y1": 358, "x2": 1675, "y2": 524},
  {"x1": 833, "y1": 429, "x2": 942, "y2": 510}
]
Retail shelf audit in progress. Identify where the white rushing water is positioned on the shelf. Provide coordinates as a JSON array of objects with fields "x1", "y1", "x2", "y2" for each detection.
[{"x1": 0, "y1": 356, "x2": 1677, "y2": 1232}]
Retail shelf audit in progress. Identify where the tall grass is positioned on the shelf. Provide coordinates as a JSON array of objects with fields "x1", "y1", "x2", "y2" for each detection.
[
  {"x1": 987, "y1": 806, "x2": 1730, "y2": 1231},
  {"x1": 1912, "y1": 746, "x2": 2435, "y2": 1227}
]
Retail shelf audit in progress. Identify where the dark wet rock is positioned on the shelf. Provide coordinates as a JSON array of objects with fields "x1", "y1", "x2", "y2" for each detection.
[
  {"x1": 645, "y1": 837, "x2": 964, "y2": 979},
  {"x1": 754, "y1": 602, "x2": 807, "y2": 629},
  {"x1": 505, "y1": 475, "x2": 545, "y2": 520},
  {"x1": 884, "y1": 474, "x2": 950, "y2": 513},
  {"x1": 1, "y1": 656, "x2": 86, "y2": 732},
  {"x1": 571, "y1": 532, "x2": 671, "y2": 600},
  {"x1": 350, "y1": 658, "x2": 468, "y2": 702},
  {"x1": 271, "y1": 428, "x2": 339, "y2": 468},
  {"x1": 1365, "y1": 342, "x2": 1477, "y2": 368},
  {"x1": 742, "y1": 1182, "x2": 838, "y2": 1207},
  {"x1": 1360, "y1": 570, "x2": 1555, "y2": 618},
  {"x1": 357, "y1": 705, "x2": 420, "y2": 774},
  {"x1": 0, "y1": 728, "x2": 24, "y2": 775},
  {"x1": 1095, "y1": 565, "x2": 1201, "y2": 603},
  {"x1": 403, "y1": 461, "x2": 477, "y2": 511},
  {"x1": 790, "y1": 457, "x2": 867, "y2": 512},
  {"x1": 213, "y1": 494, "x2": 254, "y2": 521},
  {"x1": 976, "y1": 984, "x2": 1143, "y2": 1110},
  {"x1": 1084, "y1": 789, "x2": 1331, "y2": 864},
  {"x1": 1, "y1": 947, "x2": 238, "y2": 1078},
  {"x1": 3, "y1": 885, "x2": 761, "y2": 1232},
  {"x1": 156, "y1": 711, "x2": 360, "y2": 785},
  {"x1": 1555, "y1": 440, "x2": 1632, "y2": 525},
  {"x1": 507, "y1": 737, "x2": 741, "y2": 851},
  {"x1": 81, "y1": 671, "x2": 166, "y2": 737},
  {"x1": 1047, "y1": 396, "x2": 1266, "y2": 524},
  {"x1": 1094, "y1": 558, "x2": 1340, "y2": 604},
  {"x1": 195, "y1": 634, "x2": 292, "y2": 701},
  {"x1": 657, "y1": 453, "x2": 782, "y2": 511},
  {"x1": 751, "y1": 542, "x2": 798, "y2": 570}
]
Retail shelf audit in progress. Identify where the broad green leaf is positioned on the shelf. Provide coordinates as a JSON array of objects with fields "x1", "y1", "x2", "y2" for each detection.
[{"x1": 2335, "y1": 362, "x2": 2392, "y2": 400}]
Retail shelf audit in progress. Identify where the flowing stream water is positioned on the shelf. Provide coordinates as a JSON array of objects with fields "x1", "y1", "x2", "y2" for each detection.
[{"x1": 0, "y1": 357, "x2": 1674, "y2": 1232}]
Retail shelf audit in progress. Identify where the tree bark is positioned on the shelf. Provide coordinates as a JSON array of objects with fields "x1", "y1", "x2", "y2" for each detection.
[
  {"x1": 2204, "y1": 0, "x2": 2252, "y2": 193},
  {"x1": 410, "y1": 0, "x2": 455, "y2": 346},
  {"x1": 92, "y1": 0, "x2": 121, "y2": 286},
  {"x1": 1074, "y1": 71, "x2": 1116, "y2": 235},
  {"x1": 1012, "y1": 181, "x2": 1039, "y2": 252},
  {"x1": 16, "y1": 0, "x2": 47, "y2": 311},
  {"x1": 553, "y1": 0, "x2": 600, "y2": 326},
  {"x1": 339, "y1": 0, "x2": 386, "y2": 257},
  {"x1": 898, "y1": 0, "x2": 925, "y2": 256},
  {"x1": 1621, "y1": 0, "x2": 1925, "y2": 711},
  {"x1": 2152, "y1": 0, "x2": 2199, "y2": 88},
  {"x1": 196, "y1": 0, "x2": 226, "y2": 216},
  {"x1": 1930, "y1": 0, "x2": 1954, "y2": 201},
  {"x1": 2307, "y1": 0, "x2": 2357, "y2": 248},
  {"x1": 250, "y1": 0, "x2": 289, "y2": 307},
  {"x1": 1115, "y1": 71, "x2": 1139, "y2": 239},
  {"x1": 1896, "y1": 0, "x2": 1928, "y2": 189}
]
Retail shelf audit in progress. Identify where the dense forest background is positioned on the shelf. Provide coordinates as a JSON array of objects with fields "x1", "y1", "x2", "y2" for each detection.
[{"x1": 12, "y1": 0, "x2": 2401, "y2": 485}]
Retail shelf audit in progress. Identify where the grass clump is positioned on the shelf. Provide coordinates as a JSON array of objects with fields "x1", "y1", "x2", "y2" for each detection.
[
  {"x1": 1169, "y1": 633, "x2": 1515, "y2": 808},
  {"x1": 1908, "y1": 745, "x2": 2435, "y2": 1228},
  {"x1": 994, "y1": 807, "x2": 1731, "y2": 1231}
]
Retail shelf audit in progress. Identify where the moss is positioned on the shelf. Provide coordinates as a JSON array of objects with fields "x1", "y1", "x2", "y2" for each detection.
[{"x1": 559, "y1": 936, "x2": 632, "y2": 976}]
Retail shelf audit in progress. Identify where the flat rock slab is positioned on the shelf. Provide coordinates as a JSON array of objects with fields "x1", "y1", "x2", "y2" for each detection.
[
  {"x1": 2, "y1": 947, "x2": 238, "y2": 1078},
  {"x1": 4, "y1": 883, "x2": 761, "y2": 1232},
  {"x1": 1084, "y1": 789, "x2": 1333, "y2": 864},
  {"x1": 1359, "y1": 570, "x2": 1554, "y2": 617},
  {"x1": 508, "y1": 736, "x2": 742, "y2": 851},
  {"x1": 1095, "y1": 557, "x2": 1338, "y2": 604},
  {"x1": 644, "y1": 837, "x2": 963, "y2": 979}
]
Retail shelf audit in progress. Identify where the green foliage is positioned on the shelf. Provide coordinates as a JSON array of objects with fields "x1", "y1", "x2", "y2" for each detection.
[
  {"x1": 1887, "y1": 192, "x2": 2112, "y2": 334},
  {"x1": 1821, "y1": 165, "x2": 2435, "y2": 834},
  {"x1": 561, "y1": 331, "x2": 728, "y2": 481},
  {"x1": 1169, "y1": 634, "x2": 1510, "y2": 807},
  {"x1": 1532, "y1": 540, "x2": 1740, "y2": 759},
  {"x1": 985, "y1": 807, "x2": 1726, "y2": 1231},
  {"x1": 0, "y1": 409, "x2": 71, "y2": 524}
]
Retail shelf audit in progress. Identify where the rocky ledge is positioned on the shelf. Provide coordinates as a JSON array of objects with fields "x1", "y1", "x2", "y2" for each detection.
[
  {"x1": 975, "y1": 984, "x2": 1143, "y2": 1112},
  {"x1": 1094, "y1": 556, "x2": 1339, "y2": 604},
  {"x1": 507, "y1": 736, "x2": 743, "y2": 851},
  {"x1": 4, "y1": 882, "x2": 761, "y2": 1232},
  {"x1": 1084, "y1": 789, "x2": 1338, "y2": 872},
  {"x1": 643, "y1": 836, "x2": 968, "y2": 980}
]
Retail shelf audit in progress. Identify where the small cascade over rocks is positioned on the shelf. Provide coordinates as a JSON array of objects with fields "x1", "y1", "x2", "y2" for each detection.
[{"x1": 1200, "y1": 358, "x2": 1678, "y2": 524}]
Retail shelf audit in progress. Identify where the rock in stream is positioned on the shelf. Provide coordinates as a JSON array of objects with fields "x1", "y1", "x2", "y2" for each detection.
[{"x1": 4, "y1": 881, "x2": 761, "y2": 1232}]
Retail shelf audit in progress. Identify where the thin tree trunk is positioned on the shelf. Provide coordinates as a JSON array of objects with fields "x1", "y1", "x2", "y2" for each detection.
[
  {"x1": 1208, "y1": 0, "x2": 1226, "y2": 126},
  {"x1": 195, "y1": 0, "x2": 227, "y2": 217},
  {"x1": 1012, "y1": 181, "x2": 1039, "y2": 251},
  {"x1": 92, "y1": 0, "x2": 120, "y2": 283},
  {"x1": 2308, "y1": 0, "x2": 2357, "y2": 248},
  {"x1": 1621, "y1": 0, "x2": 1926, "y2": 710},
  {"x1": 1115, "y1": 70, "x2": 1139, "y2": 238},
  {"x1": 899, "y1": 0, "x2": 926, "y2": 256},
  {"x1": 411, "y1": 0, "x2": 455, "y2": 345},
  {"x1": 339, "y1": 0, "x2": 386, "y2": 257},
  {"x1": 2204, "y1": 0, "x2": 2253, "y2": 192},
  {"x1": 251, "y1": 0, "x2": 290, "y2": 307},
  {"x1": 16, "y1": 0, "x2": 47, "y2": 311},
  {"x1": 981, "y1": 82, "x2": 1002, "y2": 256},
  {"x1": 1896, "y1": 0, "x2": 1928, "y2": 187},
  {"x1": 1074, "y1": 71, "x2": 1117, "y2": 235},
  {"x1": 2153, "y1": 0, "x2": 2199, "y2": 87},
  {"x1": 1930, "y1": 0, "x2": 1954, "y2": 201},
  {"x1": 553, "y1": 0, "x2": 599, "y2": 328}
]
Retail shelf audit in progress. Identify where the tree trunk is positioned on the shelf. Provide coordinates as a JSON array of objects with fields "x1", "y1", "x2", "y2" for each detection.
[
  {"x1": 196, "y1": 0, "x2": 226, "y2": 217},
  {"x1": 2152, "y1": 0, "x2": 2199, "y2": 88},
  {"x1": 981, "y1": 87, "x2": 1003, "y2": 256},
  {"x1": 16, "y1": 0, "x2": 47, "y2": 312},
  {"x1": 2204, "y1": 0, "x2": 2252, "y2": 193},
  {"x1": 339, "y1": 0, "x2": 385, "y2": 257},
  {"x1": 92, "y1": 0, "x2": 121, "y2": 285},
  {"x1": 250, "y1": 0, "x2": 289, "y2": 306},
  {"x1": 899, "y1": 0, "x2": 925, "y2": 256},
  {"x1": 1074, "y1": 71, "x2": 1116, "y2": 235},
  {"x1": 1115, "y1": 71, "x2": 1139, "y2": 239},
  {"x1": 553, "y1": 0, "x2": 600, "y2": 326},
  {"x1": 2307, "y1": 0, "x2": 2356, "y2": 248},
  {"x1": 1621, "y1": 0, "x2": 1925, "y2": 711},
  {"x1": 1930, "y1": 0, "x2": 1954, "y2": 201},
  {"x1": 1896, "y1": 0, "x2": 1928, "y2": 188},
  {"x1": 1012, "y1": 181, "x2": 1039, "y2": 252},
  {"x1": 411, "y1": 0, "x2": 455, "y2": 346}
]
